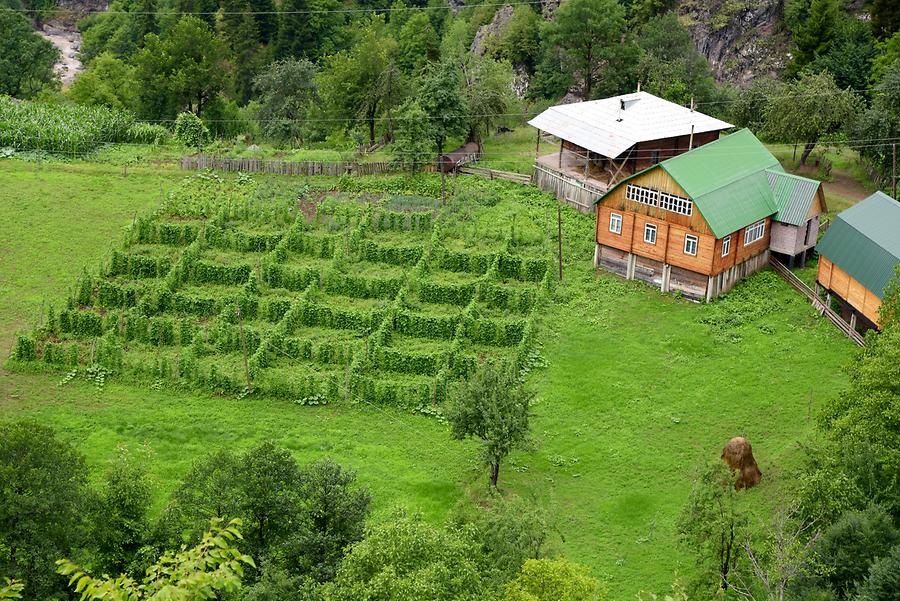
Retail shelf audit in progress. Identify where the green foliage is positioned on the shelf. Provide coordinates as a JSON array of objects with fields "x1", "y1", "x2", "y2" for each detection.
[
  {"x1": 446, "y1": 361, "x2": 532, "y2": 488},
  {"x1": 285, "y1": 458, "x2": 372, "y2": 582},
  {"x1": 68, "y1": 52, "x2": 138, "y2": 111},
  {"x1": 397, "y1": 12, "x2": 439, "y2": 73},
  {"x1": 253, "y1": 58, "x2": 320, "y2": 146},
  {"x1": 0, "y1": 8, "x2": 58, "y2": 99},
  {"x1": 133, "y1": 16, "x2": 227, "y2": 120},
  {"x1": 804, "y1": 19, "x2": 876, "y2": 92},
  {"x1": 57, "y1": 517, "x2": 255, "y2": 600},
  {"x1": 460, "y1": 55, "x2": 516, "y2": 147},
  {"x1": 763, "y1": 71, "x2": 861, "y2": 164},
  {"x1": 392, "y1": 100, "x2": 434, "y2": 170},
  {"x1": 808, "y1": 506, "x2": 900, "y2": 599},
  {"x1": 0, "y1": 580, "x2": 23, "y2": 601},
  {"x1": 275, "y1": 0, "x2": 345, "y2": 62},
  {"x1": 322, "y1": 512, "x2": 487, "y2": 600},
  {"x1": 856, "y1": 545, "x2": 900, "y2": 601},
  {"x1": 853, "y1": 66, "x2": 900, "y2": 183},
  {"x1": 635, "y1": 12, "x2": 717, "y2": 105},
  {"x1": 417, "y1": 61, "x2": 469, "y2": 156},
  {"x1": 91, "y1": 446, "x2": 153, "y2": 575},
  {"x1": 872, "y1": 0, "x2": 900, "y2": 39},
  {"x1": 677, "y1": 462, "x2": 748, "y2": 596},
  {"x1": 789, "y1": 0, "x2": 841, "y2": 70},
  {"x1": 871, "y1": 31, "x2": 900, "y2": 84},
  {"x1": 0, "y1": 421, "x2": 89, "y2": 600},
  {"x1": 543, "y1": 0, "x2": 632, "y2": 100},
  {"x1": 504, "y1": 558, "x2": 606, "y2": 601},
  {"x1": 174, "y1": 112, "x2": 210, "y2": 149}
]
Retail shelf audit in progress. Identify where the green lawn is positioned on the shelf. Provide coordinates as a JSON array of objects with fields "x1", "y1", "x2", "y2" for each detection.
[{"x1": 0, "y1": 159, "x2": 856, "y2": 597}]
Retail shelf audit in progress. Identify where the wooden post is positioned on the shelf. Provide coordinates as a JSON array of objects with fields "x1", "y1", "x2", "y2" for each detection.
[
  {"x1": 237, "y1": 307, "x2": 251, "y2": 393},
  {"x1": 793, "y1": 144, "x2": 798, "y2": 163},
  {"x1": 558, "y1": 140, "x2": 563, "y2": 168},
  {"x1": 689, "y1": 124, "x2": 695, "y2": 150},
  {"x1": 557, "y1": 204, "x2": 564, "y2": 281},
  {"x1": 583, "y1": 151, "x2": 589, "y2": 178},
  {"x1": 535, "y1": 129, "x2": 541, "y2": 158}
]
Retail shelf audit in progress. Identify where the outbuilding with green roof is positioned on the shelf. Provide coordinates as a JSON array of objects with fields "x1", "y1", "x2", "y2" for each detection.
[{"x1": 816, "y1": 191, "x2": 900, "y2": 329}]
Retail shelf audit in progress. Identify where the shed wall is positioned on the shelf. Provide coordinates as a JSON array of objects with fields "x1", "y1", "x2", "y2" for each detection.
[{"x1": 817, "y1": 256, "x2": 882, "y2": 326}]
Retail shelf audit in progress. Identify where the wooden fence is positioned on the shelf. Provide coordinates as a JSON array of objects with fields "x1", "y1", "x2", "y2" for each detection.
[
  {"x1": 457, "y1": 165, "x2": 533, "y2": 185},
  {"x1": 180, "y1": 155, "x2": 402, "y2": 176},
  {"x1": 533, "y1": 163, "x2": 605, "y2": 213},
  {"x1": 769, "y1": 257, "x2": 865, "y2": 346}
]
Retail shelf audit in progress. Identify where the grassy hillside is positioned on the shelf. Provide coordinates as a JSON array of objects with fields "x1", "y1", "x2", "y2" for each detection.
[{"x1": 0, "y1": 159, "x2": 855, "y2": 597}]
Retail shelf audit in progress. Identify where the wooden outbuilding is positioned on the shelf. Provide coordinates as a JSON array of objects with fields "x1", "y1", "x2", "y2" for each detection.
[
  {"x1": 767, "y1": 171, "x2": 827, "y2": 267},
  {"x1": 593, "y1": 129, "x2": 826, "y2": 302},
  {"x1": 816, "y1": 192, "x2": 900, "y2": 330},
  {"x1": 528, "y1": 91, "x2": 732, "y2": 212}
]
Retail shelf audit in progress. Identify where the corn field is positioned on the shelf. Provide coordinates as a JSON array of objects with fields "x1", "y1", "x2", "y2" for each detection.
[{"x1": 0, "y1": 97, "x2": 168, "y2": 155}]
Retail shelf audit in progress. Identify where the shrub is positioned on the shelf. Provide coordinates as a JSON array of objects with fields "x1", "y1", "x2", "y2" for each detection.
[{"x1": 174, "y1": 112, "x2": 209, "y2": 149}]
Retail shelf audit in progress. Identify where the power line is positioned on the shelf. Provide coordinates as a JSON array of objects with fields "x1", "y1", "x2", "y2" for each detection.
[{"x1": 9, "y1": 0, "x2": 546, "y2": 16}]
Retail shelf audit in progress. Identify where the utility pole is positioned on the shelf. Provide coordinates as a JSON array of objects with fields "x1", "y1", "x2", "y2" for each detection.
[
  {"x1": 893, "y1": 143, "x2": 897, "y2": 200},
  {"x1": 557, "y1": 204, "x2": 564, "y2": 281},
  {"x1": 535, "y1": 128, "x2": 541, "y2": 158}
]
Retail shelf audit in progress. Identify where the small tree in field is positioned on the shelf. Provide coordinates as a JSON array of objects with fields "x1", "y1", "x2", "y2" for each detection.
[
  {"x1": 446, "y1": 362, "x2": 532, "y2": 488},
  {"x1": 57, "y1": 518, "x2": 254, "y2": 600},
  {"x1": 678, "y1": 462, "x2": 748, "y2": 595}
]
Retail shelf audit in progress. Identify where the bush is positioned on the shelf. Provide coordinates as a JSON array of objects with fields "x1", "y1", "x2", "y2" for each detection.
[
  {"x1": 174, "y1": 112, "x2": 209, "y2": 149},
  {"x1": 809, "y1": 506, "x2": 900, "y2": 599},
  {"x1": 856, "y1": 545, "x2": 900, "y2": 601}
]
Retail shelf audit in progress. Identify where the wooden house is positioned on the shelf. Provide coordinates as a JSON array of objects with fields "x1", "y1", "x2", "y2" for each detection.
[
  {"x1": 528, "y1": 91, "x2": 732, "y2": 212},
  {"x1": 816, "y1": 192, "x2": 900, "y2": 330},
  {"x1": 592, "y1": 129, "x2": 826, "y2": 302}
]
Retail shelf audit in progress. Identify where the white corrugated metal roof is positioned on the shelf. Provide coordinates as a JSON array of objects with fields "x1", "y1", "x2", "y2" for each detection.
[{"x1": 527, "y1": 92, "x2": 733, "y2": 159}]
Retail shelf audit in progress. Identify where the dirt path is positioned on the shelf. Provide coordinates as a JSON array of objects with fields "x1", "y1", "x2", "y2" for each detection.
[{"x1": 39, "y1": 21, "x2": 83, "y2": 87}]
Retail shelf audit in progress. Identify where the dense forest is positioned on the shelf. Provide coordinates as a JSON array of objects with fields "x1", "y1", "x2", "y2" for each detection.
[{"x1": 1, "y1": 0, "x2": 900, "y2": 176}]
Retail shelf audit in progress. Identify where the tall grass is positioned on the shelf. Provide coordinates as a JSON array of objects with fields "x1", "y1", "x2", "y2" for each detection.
[{"x1": 0, "y1": 97, "x2": 168, "y2": 155}]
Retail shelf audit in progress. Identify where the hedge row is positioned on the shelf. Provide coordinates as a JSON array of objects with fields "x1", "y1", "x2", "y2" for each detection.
[
  {"x1": 417, "y1": 279, "x2": 477, "y2": 307},
  {"x1": 188, "y1": 261, "x2": 251, "y2": 286},
  {"x1": 371, "y1": 210, "x2": 432, "y2": 232},
  {"x1": 205, "y1": 225, "x2": 283, "y2": 253},
  {"x1": 263, "y1": 263, "x2": 320, "y2": 291},
  {"x1": 323, "y1": 270, "x2": 404, "y2": 300},
  {"x1": 394, "y1": 310, "x2": 459, "y2": 340},
  {"x1": 109, "y1": 251, "x2": 172, "y2": 279},
  {"x1": 356, "y1": 239, "x2": 423, "y2": 266},
  {"x1": 130, "y1": 217, "x2": 201, "y2": 246}
]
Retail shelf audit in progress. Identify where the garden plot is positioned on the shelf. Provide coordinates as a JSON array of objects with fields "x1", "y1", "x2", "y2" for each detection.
[{"x1": 11, "y1": 174, "x2": 556, "y2": 410}]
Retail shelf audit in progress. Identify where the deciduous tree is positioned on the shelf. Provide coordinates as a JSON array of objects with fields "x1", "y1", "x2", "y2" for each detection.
[
  {"x1": 0, "y1": 8, "x2": 58, "y2": 98},
  {"x1": 543, "y1": 0, "x2": 630, "y2": 100},
  {"x1": 763, "y1": 71, "x2": 860, "y2": 164},
  {"x1": 504, "y1": 558, "x2": 606, "y2": 601},
  {"x1": 253, "y1": 58, "x2": 319, "y2": 145},
  {"x1": 0, "y1": 421, "x2": 89, "y2": 600},
  {"x1": 446, "y1": 361, "x2": 532, "y2": 488}
]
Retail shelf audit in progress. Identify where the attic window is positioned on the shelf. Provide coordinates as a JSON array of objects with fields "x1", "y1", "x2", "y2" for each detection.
[
  {"x1": 626, "y1": 184, "x2": 658, "y2": 207},
  {"x1": 659, "y1": 191, "x2": 693, "y2": 216}
]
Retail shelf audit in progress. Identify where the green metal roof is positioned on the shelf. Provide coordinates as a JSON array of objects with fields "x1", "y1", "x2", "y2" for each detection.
[
  {"x1": 595, "y1": 129, "x2": 782, "y2": 238},
  {"x1": 765, "y1": 170, "x2": 823, "y2": 226},
  {"x1": 817, "y1": 192, "x2": 900, "y2": 299}
]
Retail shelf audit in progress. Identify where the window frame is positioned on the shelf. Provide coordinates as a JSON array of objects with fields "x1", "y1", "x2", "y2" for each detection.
[
  {"x1": 609, "y1": 212, "x2": 623, "y2": 234},
  {"x1": 721, "y1": 235, "x2": 731, "y2": 257},
  {"x1": 684, "y1": 234, "x2": 698, "y2": 256},
  {"x1": 744, "y1": 219, "x2": 766, "y2": 246},
  {"x1": 643, "y1": 223, "x2": 658, "y2": 245},
  {"x1": 626, "y1": 184, "x2": 659, "y2": 207}
]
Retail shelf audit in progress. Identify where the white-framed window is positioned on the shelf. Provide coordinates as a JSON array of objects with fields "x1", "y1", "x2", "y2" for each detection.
[
  {"x1": 684, "y1": 234, "x2": 698, "y2": 256},
  {"x1": 609, "y1": 212, "x2": 623, "y2": 234},
  {"x1": 721, "y1": 235, "x2": 731, "y2": 257},
  {"x1": 644, "y1": 223, "x2": 657, "y2": 244},
  {"x1": 659, "y1": 191, "x2": 694, "y2": 216},
  {"x1": 626, "y1": 184, "x2": 659, "y2": 207},
  {"x1": 744, "y1": 220, "x2": 765, "y2": 246}
]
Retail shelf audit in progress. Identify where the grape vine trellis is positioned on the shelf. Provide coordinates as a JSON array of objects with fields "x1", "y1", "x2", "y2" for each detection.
[{"x1": 10, "y1": 174, "x2": 556, "y2": 412}]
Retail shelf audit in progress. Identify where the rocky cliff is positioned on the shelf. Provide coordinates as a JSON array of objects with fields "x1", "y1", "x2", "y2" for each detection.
[{"x1": 677, "y1": 0, "x2": 790, "y2": 86}]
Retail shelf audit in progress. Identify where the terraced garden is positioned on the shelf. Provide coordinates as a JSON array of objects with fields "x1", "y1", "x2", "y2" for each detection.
[{"x1": 10, "y1": 174, "x2": 554, "y2": 411}]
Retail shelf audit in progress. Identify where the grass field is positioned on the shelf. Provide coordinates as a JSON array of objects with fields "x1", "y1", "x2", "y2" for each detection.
[{"x1": 0, "y1": 159, "x2": 856, "y2": 597}]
